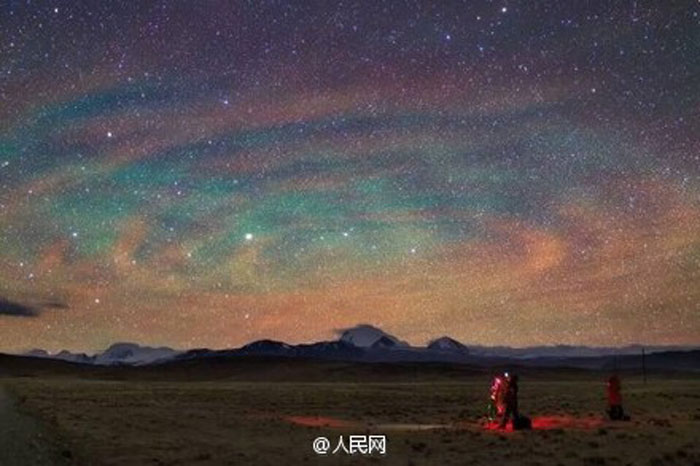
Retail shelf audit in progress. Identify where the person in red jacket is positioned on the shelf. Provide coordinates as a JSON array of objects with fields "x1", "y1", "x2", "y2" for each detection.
[
  {"x1": 606, "y1": 375, "x2": 629, "y2": 420},
  {"x1": 499, "y1": 373, "x2": 519, "y2": 428},
  {"x1": 487, "y1": 374, "x2": 507, "y2": 421}
]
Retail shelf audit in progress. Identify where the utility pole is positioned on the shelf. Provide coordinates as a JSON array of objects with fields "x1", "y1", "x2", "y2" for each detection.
[{"x1": 642, "y1": 347, "x2": 647, "y2": 384}]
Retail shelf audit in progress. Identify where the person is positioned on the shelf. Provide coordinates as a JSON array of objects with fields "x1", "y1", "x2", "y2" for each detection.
[
  {"x1": 499, "y1": 373, "x2": 519, "y2": 428},
  {"x1": 606, "y1": 375, "x2": 630, "y2": 420},
  {"x1": 487, "y1": 373, "x2": 507, "y2": 421}
]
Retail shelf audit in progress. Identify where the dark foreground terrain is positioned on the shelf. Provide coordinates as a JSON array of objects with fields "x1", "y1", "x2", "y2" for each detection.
[{"x1": 1, "y1": 354, "x2": 699, "y2": 465}]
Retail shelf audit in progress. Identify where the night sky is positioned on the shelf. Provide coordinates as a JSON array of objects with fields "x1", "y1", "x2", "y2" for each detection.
[{"x1": 1, "y1": 1, "x2": 698, "y2": 353}]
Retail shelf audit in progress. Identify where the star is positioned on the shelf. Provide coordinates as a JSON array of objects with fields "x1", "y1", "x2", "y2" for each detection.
[{"x1": 0, "y1": 0, "x2": 695, "y2": 352}]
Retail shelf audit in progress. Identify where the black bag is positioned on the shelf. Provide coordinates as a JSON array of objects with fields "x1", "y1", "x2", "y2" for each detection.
[
  {"x1": 608, "y1": 405, "x2": 625, "y2": 420},
  {"x1": 513, "y1": 414, "x2": 532, "y2": 430}
]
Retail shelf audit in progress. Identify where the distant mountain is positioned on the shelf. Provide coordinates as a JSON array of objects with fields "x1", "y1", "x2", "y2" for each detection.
[
  {"x1": 20, "y1": 324, "x2": 699, "y2": 370},
  {"x1": 294, "y1": 340, "x2": 366, "y2": 360},
  {"x1": 239, "y1": 339, "x2": 367, "y2": 360},
  {"x1": 428, "y1": 337, "x2": 469, "y2": 354},
  {"x1": 26, "y1": 348, "x2": 95, "y2": 364},
  {"x1": 54, "y1": 350, "x2": 95, "y2": 365},
  {"x1": 94, "y1": 343, "x2": 179, "y2": 365},
  {"x1": 338, "y1": 324, "x2": 409, "y2": 348},
  {"x1": 514, "y1": 349, "x2": 700, "y2": 372},
  {"x1": 26, "y1": 349, "x2": 50, "y2": 358},
  {"x1": 175, "y1": 339, "x2": 367, "y2": 362},
  {"x1": 370, "y1": 335, "x2": 400, "y2": 350},
  {"x1": 466, "y1": 344, "x2": 696, "y2": 359},
  {"x1": 25, "y1": 343, "x2": 179, "y2": 366},
  {"x1": 238, "y1": 339, "x2": 293, "y2": 357}
]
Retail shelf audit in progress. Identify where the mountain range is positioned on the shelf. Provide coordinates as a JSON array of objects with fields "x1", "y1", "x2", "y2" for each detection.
[{"x1": 21, "y1": 324, "x2": 699, "y2": 371}]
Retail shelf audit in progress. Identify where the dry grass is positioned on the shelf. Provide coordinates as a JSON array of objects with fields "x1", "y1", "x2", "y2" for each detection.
[{"x1": 5, "y1": 375, "x2": 700, "y2": 465}]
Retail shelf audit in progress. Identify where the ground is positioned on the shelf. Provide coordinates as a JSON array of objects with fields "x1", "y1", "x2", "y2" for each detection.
[
  {"x1": 1, "y1": 369, "x2": 699, "y2": 465},
  {"x1": 0, "y1": 386, "x2": 69, "y2": 466}
]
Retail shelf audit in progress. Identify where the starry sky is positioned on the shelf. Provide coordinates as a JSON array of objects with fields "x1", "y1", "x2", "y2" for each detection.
[{"x1": 1, "y1": 1, "x2": 699, "y2": 353}]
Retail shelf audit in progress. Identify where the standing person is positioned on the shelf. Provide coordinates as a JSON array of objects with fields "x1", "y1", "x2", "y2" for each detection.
[
  {"x1": 488, "y1": 373, "x2": 507, "y2": 421},
  {"x1": 499, "y1": 374, "x2": 519, "y2": 428},
  {"x1": 606, "y1": 375, "x2": 629, "y2": 420}
]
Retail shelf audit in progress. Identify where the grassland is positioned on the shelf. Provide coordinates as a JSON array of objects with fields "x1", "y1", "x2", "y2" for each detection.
[{"x1": 3, "y1": 367, "x2": 700, "y2": 465}]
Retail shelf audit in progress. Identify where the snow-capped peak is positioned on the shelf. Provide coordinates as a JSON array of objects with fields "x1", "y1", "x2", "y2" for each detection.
[
  {"x1": 337, "y1": 324, "x2": 409, "y2": 348},
  {"x1": 93, "y1": 342, "x2": 179, "y2": 366}
]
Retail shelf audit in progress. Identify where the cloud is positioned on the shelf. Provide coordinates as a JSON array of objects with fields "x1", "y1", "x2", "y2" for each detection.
[
  {"x1": 0, "y1": 297, "x2": 40, "y2": 317},
  {"x1": 43, "y1": 300, "x2": 69, "y2": 310},
  {"x1": 0, "y1": 297, "x2": 68, "y2": 317}
]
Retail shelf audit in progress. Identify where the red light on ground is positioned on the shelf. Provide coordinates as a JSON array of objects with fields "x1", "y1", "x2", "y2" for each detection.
[
  {"x1": 484, "y1": 420, "x2": 513, "y2": 432},
  {"x1": 484, "y1": 415, "x2": 605, "y2": 432},
  {"x1": 285, "y1": 415, "x2": 356, "y2": 428}
]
